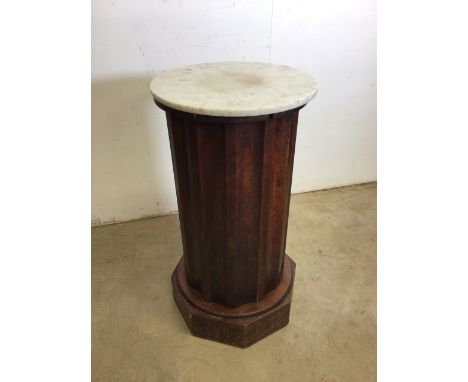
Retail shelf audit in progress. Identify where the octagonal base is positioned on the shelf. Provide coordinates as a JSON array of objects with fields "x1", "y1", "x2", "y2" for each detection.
[{"x1": 171, "y1": 256, "x2": 296, "y2": 348}]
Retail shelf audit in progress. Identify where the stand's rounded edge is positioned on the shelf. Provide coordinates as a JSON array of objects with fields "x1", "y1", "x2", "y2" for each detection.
[
  {"x1": 174, "y1": 255, "x2": 296, "y2": 319},
  {"x1": 153, "y1": 99, "x2": 307, "y2": 124},
  {"x1": 171, "y1": 255, "x2": 296, "y2": 348}
]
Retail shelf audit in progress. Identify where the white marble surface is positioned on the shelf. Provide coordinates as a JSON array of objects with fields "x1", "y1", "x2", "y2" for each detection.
[{"x1": 150, "y1": 62, "x2": 318, "y2": 117}]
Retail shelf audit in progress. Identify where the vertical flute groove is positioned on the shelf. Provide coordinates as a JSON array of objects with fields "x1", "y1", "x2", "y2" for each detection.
[{"x1": 225, "y1": 124, "x2": 238, "y2": 307}]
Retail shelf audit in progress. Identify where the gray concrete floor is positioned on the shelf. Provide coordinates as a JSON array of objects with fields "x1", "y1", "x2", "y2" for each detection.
[{"x1": 92, "y1": 183, "x2": 376, "y2": 382}]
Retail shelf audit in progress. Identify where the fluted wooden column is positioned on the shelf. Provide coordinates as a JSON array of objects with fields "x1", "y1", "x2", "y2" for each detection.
[{"x1": 151, "y1": 62, "x2": 317, "y2": 347}]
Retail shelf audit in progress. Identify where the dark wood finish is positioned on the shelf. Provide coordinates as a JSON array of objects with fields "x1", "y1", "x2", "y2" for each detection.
[
  {"x1": 158, "y1": 102, "x2": 301, "y2": 347},
  {"x1": 175, "y1": 253, "x2": 293, "y2": 318},
  {"x1": 172, "y1": 256, "x2": 296, "y2": 348}
]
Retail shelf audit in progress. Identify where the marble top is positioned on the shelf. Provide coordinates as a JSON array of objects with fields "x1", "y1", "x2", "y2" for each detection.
[{"x1": 150, "y1": 62, "x2": 318, "y2": 117}]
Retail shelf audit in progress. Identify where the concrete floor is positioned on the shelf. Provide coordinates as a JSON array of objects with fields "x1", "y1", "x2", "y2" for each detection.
[{"x1": 92, "y1": 182, "x2": 376, "y2": 382}]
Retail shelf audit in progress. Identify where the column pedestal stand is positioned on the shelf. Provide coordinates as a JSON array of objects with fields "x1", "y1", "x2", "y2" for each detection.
[{"x1": 151, "y1": 62, "x2": 317, "y2": 347}]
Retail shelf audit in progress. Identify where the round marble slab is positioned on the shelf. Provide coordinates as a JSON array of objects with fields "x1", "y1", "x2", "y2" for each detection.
[{"x1": 150, "y1": 62, "x2": 318, "y2": 117}]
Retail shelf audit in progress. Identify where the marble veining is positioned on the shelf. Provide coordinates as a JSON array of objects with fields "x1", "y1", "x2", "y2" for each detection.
[{"x1": 150, "y1": 62, "x2": 318, "y2": 117}]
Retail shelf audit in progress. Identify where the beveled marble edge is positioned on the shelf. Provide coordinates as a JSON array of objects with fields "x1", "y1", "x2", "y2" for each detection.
[{"x1": 151, "y1": 88, "x2": 318, "y2": 117}]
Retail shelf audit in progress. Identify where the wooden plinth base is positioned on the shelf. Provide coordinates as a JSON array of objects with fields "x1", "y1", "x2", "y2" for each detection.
[{"x1": 172, "y1": 255, "x2": 296, "y2": 348}]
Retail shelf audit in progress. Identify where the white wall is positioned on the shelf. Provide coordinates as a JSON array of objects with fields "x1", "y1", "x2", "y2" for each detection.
[{"x1": 92, "y1": 0, "x2": 376, "y2": 225}]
